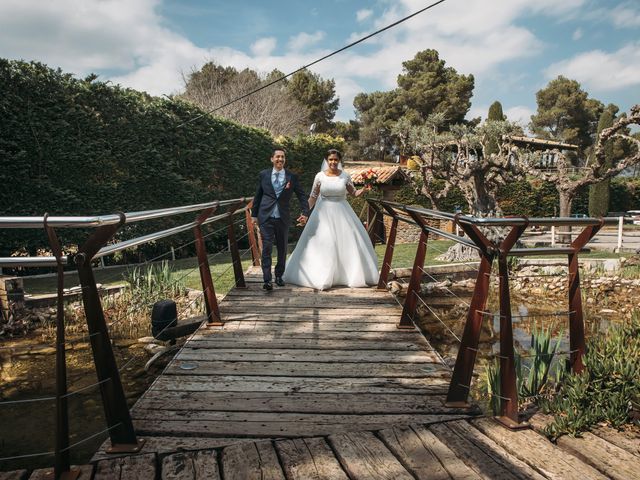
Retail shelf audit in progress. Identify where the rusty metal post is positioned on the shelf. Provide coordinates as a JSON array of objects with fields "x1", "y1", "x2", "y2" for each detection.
[
  {"x1": 445, "y1": 219, "x2": 495, "y2": 407},
  {"x1": 378, "y1": 217, "x2": 398, "y2": 290},
  {"x1": 494, "y1": 222, "x2": 528, "y2": 428},
  {"x1": 366, "y1": 204, "x2": 379, "y2": 246},
  {"x1": 398, "y1": 231, "x2": 428, "y2": 329},
  {"x1": 445, "y1": 253, "x2": 493, "y2": 407},
  {"x1": 567, "y1": 221, "x2": 603, "y2": 373},
  {"x1": 227, "y1": 202, "x2": 247, "y2": 289},
  {"x1": 245, "y1": 200, "x2": 260, "y2": 267},
  {"x1": 44, "y1": 216, "x2": 80, "y2": 480},
  {"x1": 193, "y1": 206, "x2": 223, "y2": 327},
  {"x1": 75, "y1": 214, "x2": 144, "y2": 453}
]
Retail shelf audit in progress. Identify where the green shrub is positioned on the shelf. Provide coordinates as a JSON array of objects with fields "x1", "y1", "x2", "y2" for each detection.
[{"x1": 541, "y1": 314, "x2": 640, "y2": 439}]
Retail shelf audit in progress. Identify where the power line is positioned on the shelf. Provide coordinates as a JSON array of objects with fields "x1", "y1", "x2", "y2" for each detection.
[{"x1": 177, "y1": 0, "x2": 449, "y2": 128}]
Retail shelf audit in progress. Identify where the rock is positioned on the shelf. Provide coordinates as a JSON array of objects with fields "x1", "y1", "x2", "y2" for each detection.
[
  {"x1": 137, "y1": 336, "x2": 156, "y2": 344},
  {"x1": 599, "y1": 308, "x2": 617, "y2": 314},
  {"x1": 144, "y1": 344, "x2": 166, "y2": 355}
]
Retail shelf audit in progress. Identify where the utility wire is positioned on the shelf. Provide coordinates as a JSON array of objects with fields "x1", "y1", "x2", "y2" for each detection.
[{"x1": 177, "y1": 0, "x2": 449, "y2": 127}]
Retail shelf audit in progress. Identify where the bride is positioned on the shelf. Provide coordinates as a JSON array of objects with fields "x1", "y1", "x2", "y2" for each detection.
[{"x1": 283, "y1": 149, "x2": 379, "y2": 290}]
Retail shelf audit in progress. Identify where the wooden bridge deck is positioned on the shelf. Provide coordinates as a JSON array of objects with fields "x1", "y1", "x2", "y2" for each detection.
[
  {"x1": 118, "y1": 268, "x2": 474, "y2": 448},
  {"x1": 4, "y1": 269, "x2": 639, "y2": 478}
]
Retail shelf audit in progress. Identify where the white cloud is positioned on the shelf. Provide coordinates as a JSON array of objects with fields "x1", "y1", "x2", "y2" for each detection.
[
  {"x1": 504, "y1": 105, "x2": 535, "y2": 128},
  {"x1": 545, "y1": 42, "x2": 640, "y2": 91},
  {"x1": 250, "y1": 37, "x2": 277, "y2": 56},
  {"x1": 572, "y1": 28, "x2": 583, "y2": 40},
  {"x1": 610, "y1": 2, "x2": 640, "y2": 28},
  {"x1": 356, "y1": 9, "x2": 373, "y2": 22},
  {"x1": 287, "y1": 31, "x2": 325, "y2": 52}
]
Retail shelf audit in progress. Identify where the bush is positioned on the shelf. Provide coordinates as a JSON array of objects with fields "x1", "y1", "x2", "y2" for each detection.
[
  {"x1": 0, "y1": 59, "x2": 342, "y2": 259},
  {"x1": 540, "y1": 314, "x2": 640, "y2": 440}
]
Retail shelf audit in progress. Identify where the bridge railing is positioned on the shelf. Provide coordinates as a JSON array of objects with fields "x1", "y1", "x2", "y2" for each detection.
[
  {"x1": 0, "y1": 197, "x2": 258, "y2": 478},
  {"x1": 366, "y1": 199, "x2": 618, "y2": 429}
]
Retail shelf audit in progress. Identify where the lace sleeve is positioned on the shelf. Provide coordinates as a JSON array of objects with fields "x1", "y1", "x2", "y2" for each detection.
[
  {"x1": 309, "y1": 172, "x2": 322, "y2": 198},
  {"x1": 344, "y1": 172, "x2": 356, "y2": 194}
]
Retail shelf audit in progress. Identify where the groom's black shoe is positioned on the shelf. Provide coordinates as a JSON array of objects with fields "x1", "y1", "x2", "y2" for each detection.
[
  {"x1": 263, "y1": 281, "x2": 273, "y2": 291},
  {"x1": 275, "y1": 276, "x2": 285, "y2": 287}
]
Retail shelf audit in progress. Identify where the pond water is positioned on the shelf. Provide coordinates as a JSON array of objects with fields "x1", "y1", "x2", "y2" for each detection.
[{"x1": 0, "y1": 334, "x2": 168, "y2": 472}]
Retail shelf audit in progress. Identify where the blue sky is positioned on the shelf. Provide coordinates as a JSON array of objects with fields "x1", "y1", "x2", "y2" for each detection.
[{"x1": 1, "y1": 0, "x2": 638, "y2": 126}]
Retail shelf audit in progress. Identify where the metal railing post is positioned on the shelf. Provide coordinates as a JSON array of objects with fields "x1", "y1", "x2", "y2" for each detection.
[
  {"x1": 366, "y1": 204, "x2": 380, "y2": 246},
  {"x1": 74, "y1": 214, "x2": 144, "y2": 453},
  {"x1": 495, "y1": 222, "x2": 528, "y2": 429},
  {"x1": 227, "y1": 202, "x2": 247, "y2": 289},
  {"x1": 398, "y1": 227, "x2": 428, "y2": 329},
  {"x1": 44, "y1": 216, "x2": 81, "y2": 480},
  {"x1": 446, "y1": 219, "x2": 495, "y2": 408},
  {"x1": 378, "y1": 216, "x2": 398, "y2": 290},
  {"x1": 245, "y1": 200, "x2": 261, "y2": 266},
  {"x1": 617, "y1": 216, "x2": 623, "y2": 251},
  {"x1": 567, "y1": 221, "x2": 604, "y2": 373},
  {"x1": 193, "y1": 206, "x2": 223, "y2": 327}
]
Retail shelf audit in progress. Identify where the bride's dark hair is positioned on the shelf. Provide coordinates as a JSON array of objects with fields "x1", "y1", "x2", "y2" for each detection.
[{"x1": 326, "y1": 148, "x2": 342, "y2": 160}]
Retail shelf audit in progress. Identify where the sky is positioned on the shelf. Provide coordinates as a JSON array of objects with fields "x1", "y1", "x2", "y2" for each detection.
[{"x1": 1, "y1": 0, "x2": 638, "y2": 127}]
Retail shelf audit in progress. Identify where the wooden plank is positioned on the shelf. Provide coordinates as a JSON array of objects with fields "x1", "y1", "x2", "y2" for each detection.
[
  {"x1": 429, "y1": 422, "x2": 523, "y2": 479},
  {"x1": 378, "y1": 425, "x2": 452, "y2": 480},
  {"x1": 445, "y1": 420, "x2": 547, "y2": 480},
  {"x1": 220, "y1": 308, "x2": 402, "y2": 318},
  {"x1": 28, "y1": 466, "x2": 93, "y2": 480},
  {"x1": 92, "y1": 436, "x2": 252, "y2": 461},
  {"x1": 328, "y1": 431, "x2": 414, "y2": 480},
  {"x1": 221, "y1": 441, "x2": 284, "y2": 480},
  {"x1": 94, "y1": 453, "x2": 157, "y2": 480},
  {"x1": 161, "y1": 450, "x2": 220, "y2": 480},
  {"x1": 184, "y1": 338, "x2": 428, "y2": 351},
  {"x1": 148, "y1": 374, "x2": 449, "y2": 394},
  {"x1": 135, "y1": 391, "x2": 473, "y2": 414},
  {"x1": 591, "y1": 426, "x2": 640, "y2": 458},
  {"x1": 175, "y1": 349, "x2": 440, "y2": 364},
  {"x1": 471, "y1": 418, "x2": 608, "y2": 480},
  {"x1": 224, "y1": 294, "x2": 395, "y2": 303},
  {"x1": 163, "y1": 360, "x2": 447, "y2": 378},
  {"x1": 274, "y1": 437, "x2": 349, "y2": 480},
  {"x1": 191, "y1": 330, "x2": 423, "y2": 341},
  {"x1": 209, "y1": 321, "x2": 403, "y2": 332},
  {"x1": 133, "y1": 414, "x2": 469, "y2": 438},
  {"x1": 555, "y1": 431, "x2": 640, "y2": 480},
  {"x1": 410, "y1": 424, "x2": 482, "y2": 479},
  {"x1": 224, "y1": 288, "x2": 389, "y2": 296}
]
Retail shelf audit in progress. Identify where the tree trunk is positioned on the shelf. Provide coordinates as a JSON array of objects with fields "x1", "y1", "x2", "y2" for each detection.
[{"x1": 558, "y1": 190, "x2": 574, "y2": 244}]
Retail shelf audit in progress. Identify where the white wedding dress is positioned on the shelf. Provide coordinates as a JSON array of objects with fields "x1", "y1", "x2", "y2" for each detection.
[{"x1": 283, "y1": 171, "x2": 378, "y2": 290}]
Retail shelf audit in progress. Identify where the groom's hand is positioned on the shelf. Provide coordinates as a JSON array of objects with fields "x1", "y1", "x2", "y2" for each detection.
[
  {"x1": 296, "y1": 215, "x2": 308, "y2": 226},
  {"x1": 251, "y1": 217, "x2": 258, "y2": 227}
]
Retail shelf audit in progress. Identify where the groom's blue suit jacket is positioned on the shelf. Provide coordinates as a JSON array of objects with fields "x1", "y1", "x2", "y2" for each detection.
[{"x1": 251, "y1": 168, "x2": 309, "y2": 225}]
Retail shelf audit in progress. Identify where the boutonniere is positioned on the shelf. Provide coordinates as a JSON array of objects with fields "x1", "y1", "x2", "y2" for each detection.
[{"x1": 285, "y1": 180, "x2": 291, "y2": 189}]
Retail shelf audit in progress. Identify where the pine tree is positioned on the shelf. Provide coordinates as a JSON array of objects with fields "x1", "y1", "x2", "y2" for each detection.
[{"x1": 485, "y1": 101, "x2": 505, "y2": 156}]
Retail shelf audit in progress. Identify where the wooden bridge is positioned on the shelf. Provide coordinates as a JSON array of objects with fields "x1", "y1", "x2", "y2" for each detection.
[{"x1": 2, "y1": 200, "x2": 639, "y2": 479}]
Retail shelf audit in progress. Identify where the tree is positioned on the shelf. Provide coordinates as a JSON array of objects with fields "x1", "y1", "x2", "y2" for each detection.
[
  {"x1": 588, "y1": 108, "x2": 615, "y2": 216},
  {"x1": 394, "y1": 49, "x2": 474, "y2": 126},
  {"x1": 485, "y1": 101, "x2": 506, "y2": 156},
  {"x1": 180, "y1": 62, "x2": 309, "y2": 136},
  {"x1": 530, "y1": 76, "x2": 603, "y2": 153},
  {"x1": 409, "y1": 116, "x2": 523, "y2": 215},
  {"x1": 514, "y1": 105, "x2": 640, "y2": 224},
  {"x1": 488, "y1": 101, "x2": 506, "y2": 121},
  {"x1": 287, "y1": 69, "x2": 339, "y2": 133},
  {"x1": 353, "y1": 49, "x2": 474, "y2": 158}
]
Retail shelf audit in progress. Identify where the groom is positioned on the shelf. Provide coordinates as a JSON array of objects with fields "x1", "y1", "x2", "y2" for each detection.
[{"x1": 251, "y1": 147, "x2": 309, "y2": 291}]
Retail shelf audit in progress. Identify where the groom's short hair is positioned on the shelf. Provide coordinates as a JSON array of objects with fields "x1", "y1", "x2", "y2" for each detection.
[{"x1": 272, "y1": 146, "x2": 286, "y2": 156}]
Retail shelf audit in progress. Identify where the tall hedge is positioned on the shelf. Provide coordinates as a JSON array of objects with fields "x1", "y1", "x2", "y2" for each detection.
[{"x1": 0, "y1": 59, "x2": 342, "y2": 258}]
